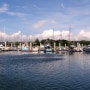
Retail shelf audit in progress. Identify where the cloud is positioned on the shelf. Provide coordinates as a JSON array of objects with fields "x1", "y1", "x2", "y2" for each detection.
[
  {"x1": 33, "y1": 20, "x2": 56, "y2": 28},
  {"x1": 33, "y1": 20, "x2": 47, "y2": 28},
  {"x1": 0, "y1": 3, "x2": 28, "y2": 18},
  {"x1": 11, "y1": 31, "x2": 21, "y2": 36},
  {"x1": 0, "y1": 29, "x2": 90, "y2": 42},
  {"x1": 7, "y1": 12, "x2": 28, "y2": 17},
  {"x1": 0, "y1": 31, "x2": 22, "y2": 42},
  {"x1": 76, "y1": 30, "x2": 90, "y2": 40},
  {"x1": 0, "y1": 3, "x2": 8, "y2": 13},
  {"x1": 32, "y1": 29, "x2": 90, "y2": 41}
]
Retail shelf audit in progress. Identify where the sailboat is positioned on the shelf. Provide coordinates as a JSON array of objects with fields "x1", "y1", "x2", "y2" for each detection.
[
  {"x1": 68, "y1": 26, "x2": 76, "y2": 52},
  {"x1": 21, "y1": 42, "x2": 30, "y2": 52}
]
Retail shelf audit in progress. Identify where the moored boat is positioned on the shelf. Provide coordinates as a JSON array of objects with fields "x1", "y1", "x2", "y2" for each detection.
[
  {"x1": 0, "y1": 44, "x2": 5, "y2": 51},
  {"x1": 22, "y1": 46, "x2": 30, "y2": 52},
  {"x1": 83, "y1": 45, "x2": 90, "y2": 52},
  {"x1": 32, "y1": 46, "x2": 39, "y2": 52},
  {"x1": 44, "y1": 44, "x2": 53, "y2": 52},
  {"x1": 21, "y1": 42, "x2": 30, "y2": 52}
]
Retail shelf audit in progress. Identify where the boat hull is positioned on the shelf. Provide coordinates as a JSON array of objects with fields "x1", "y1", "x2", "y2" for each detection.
[
  {"x1": 21, "y1": 47, "x2": 31, "y2": 52},
  {"x1": 83, "y1": 48, "x2": 90, "y2": 52},
  {"x1": 44, "y1": 48, "x2": 53, "y2": 52},
  {"x1": 21, "y1": 50, "x2": 31, "y2": 52},
  {"x1": 83, "y1": 46, "x2": 90, "y2": 52}
]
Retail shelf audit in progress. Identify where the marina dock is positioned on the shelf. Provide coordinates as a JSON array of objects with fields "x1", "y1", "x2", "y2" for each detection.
[{"x1": 0, "y1": 41, "x2": 86, "y2": 53}]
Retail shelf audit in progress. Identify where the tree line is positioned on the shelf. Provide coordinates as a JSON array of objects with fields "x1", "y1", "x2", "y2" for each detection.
[{"x1": 0, "y1": 38, "x2": 90, "y2": 47}]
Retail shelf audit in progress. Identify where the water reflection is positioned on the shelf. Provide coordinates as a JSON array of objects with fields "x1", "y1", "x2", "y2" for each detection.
[
  {"x1": 0, "y1": 51, "x2": 90, "y2": 90},
  {"x1": 21, "y1": 52, "x2": 31, "y2": 54}
]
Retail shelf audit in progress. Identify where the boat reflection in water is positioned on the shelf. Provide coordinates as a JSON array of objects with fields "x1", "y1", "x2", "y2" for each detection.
[
  {"x1": 21, "y1": 51, "x2": 30, "y2": 54},
  {"x1": 1, "y1": 51, "x2": 90, "y2": 90}
]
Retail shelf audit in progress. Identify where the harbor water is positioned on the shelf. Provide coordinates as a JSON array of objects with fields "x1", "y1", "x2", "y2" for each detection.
[{"x1": 0, "y1": 51, "x2": 90, "y2": 90}]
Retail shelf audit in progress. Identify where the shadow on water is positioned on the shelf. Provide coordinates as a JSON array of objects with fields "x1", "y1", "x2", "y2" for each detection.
[
  {"x1": 0, "y1": 52, "x2": 65, "y2": 90},
  {"x1": 0, "y1": 52, "x2": 64, "y2": 65}
]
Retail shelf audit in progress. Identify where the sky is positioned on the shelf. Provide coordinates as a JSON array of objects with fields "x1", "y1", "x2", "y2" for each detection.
[{"x1": 0, "y1": 0, "x2": 90, "y2": 41}]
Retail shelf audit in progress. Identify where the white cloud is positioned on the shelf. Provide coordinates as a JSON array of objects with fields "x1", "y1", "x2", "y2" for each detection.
[
  {"x1": 0, "y1": 3, "x2": 28, "y2": 18},
  {"x1": 0, "y1": 3, "x2": 8, "y2": 13},
  {"x1": 33, "y1": 20, "x2": 56, "y2": 28},
  {"x1": 33, "y1": 20, "x2": 47, "y2": 28},
  {"x1": 0, "y1": 29, "x2": 90, "y2": 42},
  {"x1": 7, "y1": 12, "x2": 28, "y2": 17},
  {"x1": 28, "y1": 29, "x2": 90, "y2": 41},
  {"x1": 76, "y1": 30, "x2": 90, "y2": 40},
  {"x1": 11, "y1": 31, "x2": 21, "y2": 36}
]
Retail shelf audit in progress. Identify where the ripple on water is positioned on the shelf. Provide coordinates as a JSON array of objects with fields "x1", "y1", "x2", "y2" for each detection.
[{"x1": 0, "y1": 52, "x2": 90, "y2": 90}]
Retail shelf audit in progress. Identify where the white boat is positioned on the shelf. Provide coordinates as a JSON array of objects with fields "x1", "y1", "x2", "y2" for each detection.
[
  {"x1": 22, "y1": 46, "x2": 30, "y2": 52},
  {"x1": 32, "y1": 46, "x2": 39, "y2": 52},
  {"x1": 21, "y1": 43, "x2": 30, "y2": 52},
  {"x1": 83, "y1": 45, "x2": 90, "y2": 52},
  {"x1": 44, "y1": 44, "x2": 53, "y2": 52},
  {"x1": 39, "y1": 44, "x2": 44, "y2": 51},
  {"x1": 0, "y1": 44, "x2": 5, "y2": 51}
]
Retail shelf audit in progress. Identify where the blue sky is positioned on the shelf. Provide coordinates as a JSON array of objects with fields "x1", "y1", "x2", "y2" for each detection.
[{"x1": 0, "y1": 0, "x2": 90, "y2": 35}]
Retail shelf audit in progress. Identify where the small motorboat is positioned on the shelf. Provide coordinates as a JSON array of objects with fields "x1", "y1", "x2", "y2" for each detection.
[{"x1": 83, "y1": 45, "x2": 90, "y2": 52}]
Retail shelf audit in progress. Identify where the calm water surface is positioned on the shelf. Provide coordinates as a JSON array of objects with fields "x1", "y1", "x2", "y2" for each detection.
[{"x1": 0, "y1": 51, "x2": 90, "y2": 90}]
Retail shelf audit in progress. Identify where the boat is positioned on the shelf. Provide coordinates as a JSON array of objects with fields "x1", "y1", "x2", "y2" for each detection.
[
  {"x1": 39, "y1": 44, "x2": 45, "y2": 51},
  {"x1": 22, "y1": 46, "x2": 30, "y2": 52},
  {"x1": 32, "y1": 46, "x2": 39, "y2": 52},
  {"x1": 68, "y1": 45, "x2": 77, "y2": 52},
  {"x1": 0, "y1": 44, "x2": 5, "y2": 51},
  {"x1": 83, "y1": 45, "x2": 90, "y2": 52},
  {"x1": 44, "y1": 44, "x2": 53, "y2": 52},
  {"x1": 21, "y1": 43, "x2": 30, "y2": 52}
]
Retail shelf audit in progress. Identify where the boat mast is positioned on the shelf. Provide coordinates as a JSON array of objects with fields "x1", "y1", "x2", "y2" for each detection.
[
  {"x1": 4, "y1": 26, "x2": 5, "y2": 42},
  {"x1": 60, "y1": 32, "x2": 62, "y2": 46},
  {"x1": 69, "y1": 26, "x2": 71, "y2": 47},
  {"x1": 53, "y1": 28, "x2": 54, "y2": 41},
  {"x1": 53, "y1": 28, "x2": 54, "y2": 48}
]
